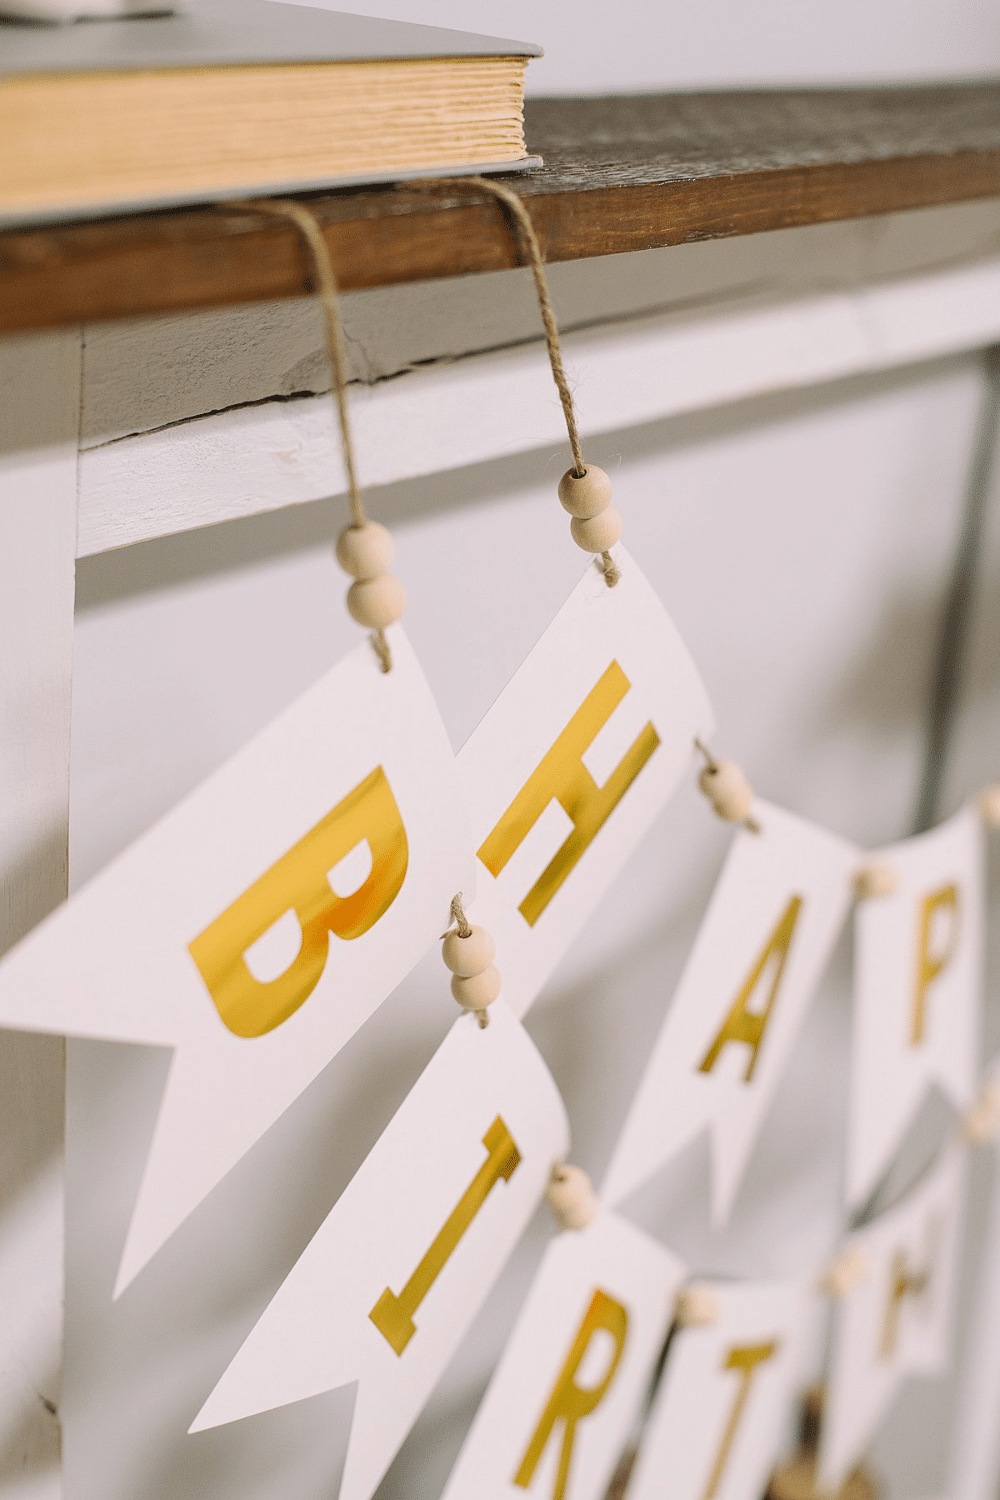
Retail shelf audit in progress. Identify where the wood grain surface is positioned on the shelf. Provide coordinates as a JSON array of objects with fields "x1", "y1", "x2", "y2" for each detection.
[{"x1": 3, "y1": 85, "x2": 1000, "y2": 332}]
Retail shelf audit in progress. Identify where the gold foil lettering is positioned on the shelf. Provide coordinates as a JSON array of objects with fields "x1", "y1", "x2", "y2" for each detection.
[
  {"x1": 698, "y1": 897, "x2": 803, "y2": 1082},
  {"x1": 702, "y1": 1341, "x2": 779, "y2": 1500},
  {"x1": 911, "y1": 884, "x2": 960, "y2": 1044},
  {"x1": 189, "y1": 765, "x2": 407, "y2": 1039},
  {"x1": 369, "y1": 1116, "x2": 520, "y2": 1356},
  {"x1": 514, "y1": 1288, "x2": 629, "y2": 1500},
  {"x1": 879, "y1": 1248, "x2": 930, "y2": 1360},
  {"x1": 477, "y1": 661, "x2": 660, "y2": 927}
]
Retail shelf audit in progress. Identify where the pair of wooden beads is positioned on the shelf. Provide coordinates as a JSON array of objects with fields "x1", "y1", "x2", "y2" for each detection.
[
  {"x1": 441, "y1": 922, "x2": 501, "y2": 1023},
  {"x1": 546, "y1": 1164, "x2": 599, "y2": 1231},
  {"x1": 698, "y1": 757, "x2": 755, "y2": 825},
  {"x1": 557, "y1": 464, "x2": 623, "y2": 555},
  {"x1": 336, "y1": 521, "x2": 406, "y2": 630}
]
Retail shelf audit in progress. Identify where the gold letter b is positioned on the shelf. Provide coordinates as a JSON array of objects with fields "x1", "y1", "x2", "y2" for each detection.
[{"x1": 189, "y1": 766, "x2": 408, "y2": 1038}]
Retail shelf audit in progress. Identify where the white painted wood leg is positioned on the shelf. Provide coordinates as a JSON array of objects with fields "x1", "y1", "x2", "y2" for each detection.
[
  {"x1": 0, "y1": 330, "x2": 82, "y2": 1499},
  {"x1": 947, "y1": 1145, "x2": 1000, "y2": 1500}
]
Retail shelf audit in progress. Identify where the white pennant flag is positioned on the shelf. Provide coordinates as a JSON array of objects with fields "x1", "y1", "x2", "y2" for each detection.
[
  {"x1": 602, "y1": 803, "x2": 858, "y2": 1222},
  {"x1": 0, "y1": 629, "x2": 472, "y2": 1292},
  {"x1": 947, "y1": 1055, "x2": 1000, "y2": 1500},
  {"x1": 846, "y1": 805, "x2": 983, "y2": 1209},
  {"x1": 192, "y1": 1002, "x2": 569, "y2": 1500},
  {"x1": 441, "y1": 1209, "x2": 684, "y2": 1500},
  {"x1": 628, "y1": 1280, "x2": 809, "y2": 1500},
  {"x1": 459, "y1": 547, "x2": 713, "y2": 1019},
  {"x1": 820, "y1": 1142, "x2": 966, "y2": 1490}
]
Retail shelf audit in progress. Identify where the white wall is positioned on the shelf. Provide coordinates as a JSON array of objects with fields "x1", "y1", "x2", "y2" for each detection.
[{"x1": 273, "y1": 0, "x2": 1000, "y2": 91}]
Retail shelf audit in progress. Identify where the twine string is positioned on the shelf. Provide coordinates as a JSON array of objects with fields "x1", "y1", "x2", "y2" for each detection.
[
  {"x1": 457, "y1": 177, "x2": 620, "y2": 588},
  {"x1": 448, "y1": 893, "x2": 473, "y2": 939},
  {"x1": 694, "y1": 736, "x2": 719, "y2": 773},
  {"x1": 226, "y1": 197, "x2": 391, "y2": 667},
  {"x1": 463, "y1": 178, "x2": 585, "y2": 477},
  {"x1": 228, "y1": 183, "x2": 621, "y2": 601}
]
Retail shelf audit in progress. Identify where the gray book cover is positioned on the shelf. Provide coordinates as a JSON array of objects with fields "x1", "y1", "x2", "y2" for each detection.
[{"x1": 1, "y1": 0, "x2": 542, "y2": 76}]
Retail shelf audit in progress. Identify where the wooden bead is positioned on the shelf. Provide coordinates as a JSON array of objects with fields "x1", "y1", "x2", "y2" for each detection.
[
  {"x1": 335, "y1": 521, "x2": 394, "y2": 580},
  {"x1": 441, "y1": 924, "x2": 496, "y2": 977},
  {"x1": 978, "y1": 782, "x2": 1000, "y2": 828},
  {"x1": 558, "y1": 465, "x2": 612, "y2": 519},
  {"x1": 570, "y1": 506, "x2": 622, "y2": 554},
  {"x1": 545, "y1": 1165, "x2": 599, "y2": 1231},
  {"x1": 819, "y1": 1245, "x2": 868, "y2": 1298},
  {"x1": 962, "y1": 1087, "x2": 1000, "y2": 1143},
  {"x1": 346, "y1": 574, "x2": 406, "y2": 629},
  {"x1": 698, "y1": 759, "x2": 754, "y2": 823},
  {"x1": 854, "y1": 863, "x2": 897, "y2": 900},
  {"x1": 451, "y1": 965, "x2": 501, "y2": 1013},
  {"x1": 674, "y1": 1285, "x2": 720, "y2": 1327}
]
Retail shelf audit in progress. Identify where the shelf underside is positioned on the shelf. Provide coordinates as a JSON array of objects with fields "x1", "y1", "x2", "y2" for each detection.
[{"x1": 3, "y1": 84, "x2": 1000, "y2": 332}]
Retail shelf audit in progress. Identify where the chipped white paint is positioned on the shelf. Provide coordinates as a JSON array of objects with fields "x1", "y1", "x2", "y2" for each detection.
[
  {"x1": 78, "y1": 200, "x2": 1000, "y2": 449},
  {"x1": 79, "y1": 255, "x2": 1000, "y2": 556}
]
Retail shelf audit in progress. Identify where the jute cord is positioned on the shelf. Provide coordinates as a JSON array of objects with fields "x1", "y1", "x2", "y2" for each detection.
[
  {"x1": 694, "y1": 737, "x2": 719, "y2": 773},
  {"x1": 447, "y1": 893, "x2": 473, "y2": 939},
  {"x1": 227, "y1": 197, "x2": 392, "y2": 671},
  {"x1": 424, "y1": 176, "x2": 620, "y2": 588}
]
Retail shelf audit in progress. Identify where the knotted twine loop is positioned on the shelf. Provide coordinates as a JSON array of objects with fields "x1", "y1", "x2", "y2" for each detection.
[
  {"x1": 443, "y1": 892, "x2": 473, "y2": 940},
  {"x1": 694, "y1": 736, "x2": 719, "y2": 775},
  {"x1": 227, "y1": 197, "x2": 392, "y2": 672},
  {"x1": 442, "y1": 176, "x2": 620, "y2": 589}
]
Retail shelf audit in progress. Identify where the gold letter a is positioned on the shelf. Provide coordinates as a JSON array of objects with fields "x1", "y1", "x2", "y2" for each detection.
[{"x1": 698, "y1": 896, "x2": 803, "y2": 1083}]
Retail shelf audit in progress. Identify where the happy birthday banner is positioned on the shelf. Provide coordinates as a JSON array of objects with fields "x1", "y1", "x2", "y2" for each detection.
[
  {"x1": 0, "y1": 537, "x2": 991, "y2": 1493},
  {"x1": 0, "y1": 547, "x2": 994, "y2": 1489},
  {"x1": 0, "y1": 179, "x2": 997, "y2": 1498}
]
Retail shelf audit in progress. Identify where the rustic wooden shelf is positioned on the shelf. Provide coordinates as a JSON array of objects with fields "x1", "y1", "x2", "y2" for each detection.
[{"x1": 3, "y1": 83, "x2": 1000, "y2": 333}]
